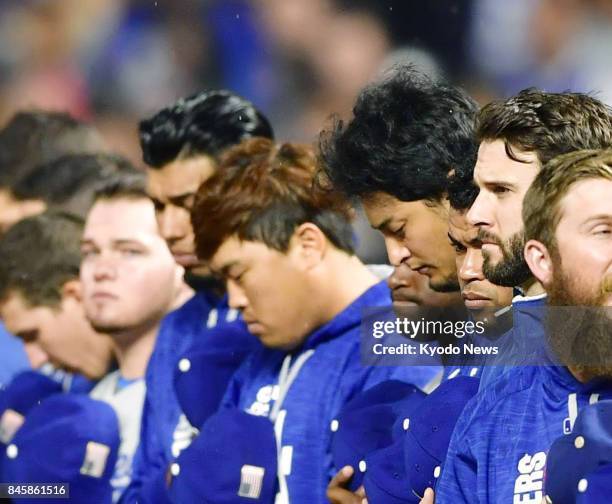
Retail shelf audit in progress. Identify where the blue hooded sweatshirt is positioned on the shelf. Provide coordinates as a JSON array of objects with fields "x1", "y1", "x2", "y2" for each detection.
[
  {"x1": 435, "y1": 360, "x2": 612, "y2": 503},
  {"x1": 221, "y1": 280, "x2": 440, "y2": 503},
  {"x1": 121, "y1": 290, "x2": 259, "y2": 503}
]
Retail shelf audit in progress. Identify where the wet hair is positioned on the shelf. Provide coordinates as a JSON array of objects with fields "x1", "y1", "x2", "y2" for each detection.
[
  {"x1": 319, "y1": 66, "x2": 478, "y2": 203},
  {"x1": 476, "y1": 88, "x2": 612, "y2": 167},
  {"x1": 139, "y1": 90, "x2": 274, "y2": 168}
]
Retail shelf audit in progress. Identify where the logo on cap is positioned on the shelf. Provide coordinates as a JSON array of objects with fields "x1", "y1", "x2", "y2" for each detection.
[{"x1": 238, "y1": 464, "x2": 265, "y2": 499}]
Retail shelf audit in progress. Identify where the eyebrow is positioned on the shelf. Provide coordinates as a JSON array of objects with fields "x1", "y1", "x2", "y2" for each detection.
[
  {"x1": 212, "y1": 260, "x2": 242, "y2": 277},
  {"x1": 448, "y1": 231, "x2": 480, "y2": 248},
  {"x1": 581, "y1": 214, "x2": 612, "y2": 226},
  {"x1": 448, "y1": 232, "x2": 466, "y2": 248},
  {"x1": 80, "y1": 238, "x2": 146, "y2": 248},
  {"x1": 371, "y1": 217, "x2": 392, "y2": 232}
]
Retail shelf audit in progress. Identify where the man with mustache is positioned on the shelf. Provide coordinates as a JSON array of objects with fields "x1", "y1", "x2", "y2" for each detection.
[
  {"x1": 465, "y1": 89, "x2": 612, "y2": 389},
  {"x1": 432, "y1": 149, "x2": 612, "y2": 503}
]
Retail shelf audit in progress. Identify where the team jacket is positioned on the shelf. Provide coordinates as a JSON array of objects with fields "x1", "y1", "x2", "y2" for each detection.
[
  {"x1": 221, "y1": 280, "x2": 440, "y2": 504},
  {"x1": 121, "y1": 290, "x2": 258, "y2": 503},
  {"x1": 436, "y1": 359, "x2": 612, "y2": 503},
  {"x1": 477, "y1": 294, "x2": 548, "y2": 390}
]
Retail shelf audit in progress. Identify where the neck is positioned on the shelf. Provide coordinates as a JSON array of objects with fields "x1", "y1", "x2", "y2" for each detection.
[
  {"x1": 317, "y1": 252, "x2": 379, "y2": 323},
  {"x1": 520, "y1": 277, "x2": 546, "y2": 297},
  {"x1": 111, "y1": 322, "x2": 159, "y2": 380}
]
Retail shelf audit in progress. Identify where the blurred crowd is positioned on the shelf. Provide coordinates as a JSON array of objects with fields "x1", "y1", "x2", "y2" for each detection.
[{"x1": 2, "y1": 0, "x2": 612, "y2": 159}]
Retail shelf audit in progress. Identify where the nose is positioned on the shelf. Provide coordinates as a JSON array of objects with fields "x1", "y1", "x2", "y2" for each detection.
[
  {"x1": 92, "y1": 253, "x2": 117, "y2": 281},
  {"x1": 384, "y1": 236, "x2": 411, "y2": 267},
  {"x1": 157, "y1": 205, "x2": 189, "y2": 245},
  {"x1": 459, "y1": 247, "x2": 485, "y2": 283},
  {"x1": 466, "y1": 190, "x2": 493, "y2": 229},
  {"x1": 24, "y1": 342, "x2": 49, "y2": 369},
  {"x1": 226, "y1": 280, "x2": 248, "y2": 311}
]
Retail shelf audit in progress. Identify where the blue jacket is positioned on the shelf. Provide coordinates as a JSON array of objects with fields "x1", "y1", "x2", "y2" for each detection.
[
  {"x1": 436, "y1": 361, "x2": 612, "y2": 503},
  {"x1": 121, "y1": 290, "x2": 258, "y2": 503},
  {"x1": 0, "y1": 322, "x2": 29, "y2": 389},
  {"x1": 221, "y1": 281, "x2": 440, "y2": 503},
  {"x1": 478, "y1": 294, "x2": 547, "y2": 390}
]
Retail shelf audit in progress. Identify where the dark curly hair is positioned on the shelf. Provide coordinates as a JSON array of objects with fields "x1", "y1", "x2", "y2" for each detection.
[
  {"x1": 139, "y1": 90, "x2": 274, "y2": 168},
  {"x1": 319, "y1": 66, "x2": 478, "y2": 203}
]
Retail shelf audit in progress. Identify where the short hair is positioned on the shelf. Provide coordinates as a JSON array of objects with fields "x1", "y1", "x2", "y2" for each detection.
[
  {"x1": 93, "y1": 172, "x2": 148, "y2": 202},
  {"x1": 139, "y1": 90, "x2": 274, "y2": 168},
  {"x1": 523, "y1": 149, "x2": 612, "y2": 250},
  {"x1": 318, "y1": 66, "x2": 478, "y2": 202},
  {"x1": 0, "y1": 211, "x2": 84, "y2": 308},
  {"x1": 192, "y1": 138, "x2": 354, "y2": 261},
  {"x1": 0, "y1": 111, "x2": 105, "y2": 189},
  {"x1": 476, "y1": 88, "x2": 612, "y2": 166}
]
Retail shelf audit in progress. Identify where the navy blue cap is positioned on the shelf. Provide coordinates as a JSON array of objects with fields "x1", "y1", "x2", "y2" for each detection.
[
  {"x1": 169, "y1": 408, "x2": 278, "y2": 503},
  {"x1": 1, "y1": 394, "x2": 120, "y2": 503},
  {"x1": 331, "y1": 381, "x2": 425, "y2": 491},
  {"x1": 363, "y1": 440, "x2": 419, "y2": 504},
  {"x1": 575, "y1": 463, "x2": 612, "y2": 503},
  {"x1": 544, "y1": 400, "x2": 612, "y2": 504},
  {"x1": 0, "y1": 371, "x2": 62, "y2": 446},
  {"x1": 174, "y1": 325, "x2": 256, "y2": 429},
  {"x1": 404, "y1": 376, "x2": 479, "y2": 498}
]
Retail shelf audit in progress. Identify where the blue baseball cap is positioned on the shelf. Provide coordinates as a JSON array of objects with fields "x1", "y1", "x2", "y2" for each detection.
[
  {"x1": 331, "y1": 381, "x2": 425, "y2": 491},
  {"x1": 1, "y1": 394, "x2": 120, "y2": 503},
  {"x1": 174, "y1": 325, "x2": 256, "y2": 429},
  {"x1": 404, "y1": 376, "x2": 479, "y2": 498},
  {"x1": 0, "y1": 371, "x2": 62, "y2": 446},
  {"x1": 363, "y1": 440, "x2": 420, "y2": 504},
  {"x1": 544, "y1": 400, "x2": 612, "y2": 504},
  {"x1": 575, "y1": 463, "x2": 612, "y2": 503},
  {"x1": 168, "y1": 408, "x2": 278, "y2": 503}
]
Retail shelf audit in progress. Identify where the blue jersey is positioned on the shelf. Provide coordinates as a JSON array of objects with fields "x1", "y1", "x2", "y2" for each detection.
[
  {"x1": 0, "y1": 322, "x2": 29, "y2": 389},
  {"x1": 436, "y1": 362, "x2": 612, "y2": 504},
  {"x1": 121, "y1": 290, "x2": 258, "y2": 503},
  {"x1": 478, "y1": 294, "x2": 547, "y2": 390},
  {"x1": 221, "y1": 281, "x2": 440, "y2": 504}
]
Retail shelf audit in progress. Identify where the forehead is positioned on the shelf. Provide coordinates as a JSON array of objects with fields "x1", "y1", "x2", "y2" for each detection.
[
  {"x1": 474, "y1": 140, "x2": 540, "y2": 183},
  {"x1": 211, "y1": 235, "x2": 279, "y2": 270},
  {"x1": 558, "y1": 178, "x2": 612, "y2": 225},
  {"x1": 147, "y1": 156, "x2": 216, "y2": 199},
  {"x1": 0, "y1": 290, "x2": 42, "y2": 326},
  {"x1": 84, "y1": 198, "x2": 159, "y2": 241},
  {"x1": 362, "y1": 192, "x2": 426, "y2": 225},
  {"x1": 449, "y1": 209, "x2": 477, "y2": 242}
]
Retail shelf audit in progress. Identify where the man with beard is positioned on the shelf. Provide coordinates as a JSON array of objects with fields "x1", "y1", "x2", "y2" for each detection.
[
  {"x1": 80, "y1": 175, "x2": 187, "y2": 502},
  {"x1": 465, "y1": 89, "x2": 612, "y2": 389},
  {"x1": 431, "y1": 149, "x2": 612, "y2": 503}
]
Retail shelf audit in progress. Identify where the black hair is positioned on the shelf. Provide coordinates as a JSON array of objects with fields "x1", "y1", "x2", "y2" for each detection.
[
  {"x1": 319, "y1": 66, "x2": 478, "y2": 202},
  {"x1": 139, "y1": 90, "x2": 274, "y2": 168},
  {"x1": 447, "y1": 164, "x2": 479, "y2": 211},
  {"x1": 0, "y1": 211, "x2": 84, "y2": 307},
  {"x1": 0, "y1": 111, "x2": 105, "y2": 189}
]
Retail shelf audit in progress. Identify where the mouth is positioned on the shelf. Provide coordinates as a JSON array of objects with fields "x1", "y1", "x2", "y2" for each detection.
[
  {"x1": 462, "y1": 291, "x2": 493, "y2": 309},
  {"x1": 391, "y1": 287, "x2": 422, "y2": 306},
  {"x1": 91, "y1": 292, "x2": 118, "y2": 301},
  {"x1": 171, "y1": 252, "x2": 200, "y2": 267}
]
